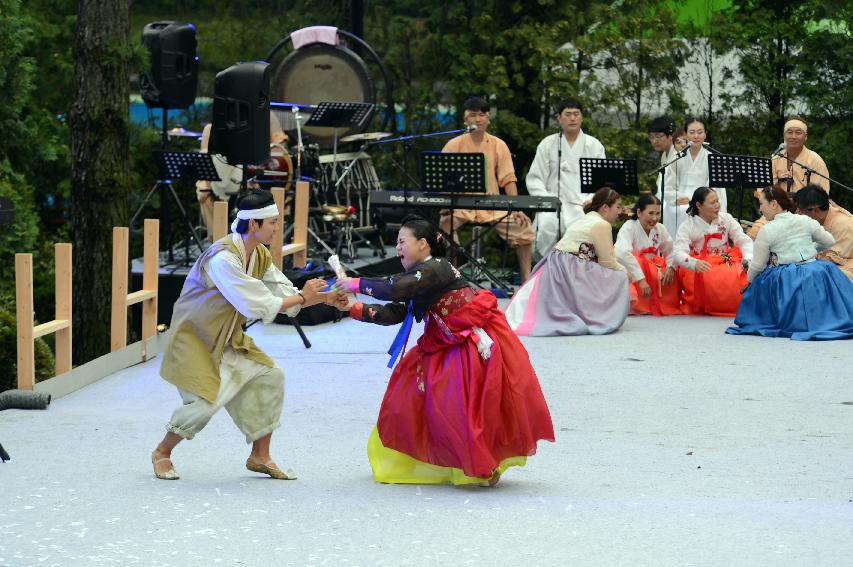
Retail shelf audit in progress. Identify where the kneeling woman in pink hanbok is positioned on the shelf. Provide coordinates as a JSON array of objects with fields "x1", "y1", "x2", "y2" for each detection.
[
  {"x1": 332, "y1": 216, "x2": 554, "y2": 486},
  {"x1": 505, "y1": 186, "x2": 630, "y2": 335}
]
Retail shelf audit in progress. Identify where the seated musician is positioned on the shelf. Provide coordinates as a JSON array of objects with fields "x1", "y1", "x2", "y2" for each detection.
[
  {"x1": 440, "y1": 96, "x2": 535, "y2": 282},
  {"x1": 196, "y1": 112, "x2": 289, "y2": 239}
]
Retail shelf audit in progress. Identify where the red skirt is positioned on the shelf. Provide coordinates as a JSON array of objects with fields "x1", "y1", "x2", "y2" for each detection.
[
  {"x1": 679, "y1": 248, "x2": 747, "y2": 317},
  {"x1": 376, "y1": 290, "x2": 555, "y2": 478},
  {"x1": 629, "y1": 253, "x2": 682, "y2": 316}
]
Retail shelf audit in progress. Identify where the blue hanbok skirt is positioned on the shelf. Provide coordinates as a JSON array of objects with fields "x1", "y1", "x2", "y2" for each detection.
[{"x1": 726, "y1": 259, "x2": 853, "y2": 340}]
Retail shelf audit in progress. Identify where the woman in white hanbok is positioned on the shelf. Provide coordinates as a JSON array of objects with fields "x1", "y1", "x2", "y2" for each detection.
[
  {"x1": 615, "y1": 195, "x2": 680, "y2": 316},
  {"x1": 660, "y1": 118, "x2": 727, "y2": 238}
]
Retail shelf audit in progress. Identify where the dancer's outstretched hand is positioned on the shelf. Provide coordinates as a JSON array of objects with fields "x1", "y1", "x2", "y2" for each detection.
[
  {"x1": 300, "y1": 278, "x2": 328, "y2": 306},
  {"x1": 333, "y1": 277, "x2": 356, "y2": 294}
]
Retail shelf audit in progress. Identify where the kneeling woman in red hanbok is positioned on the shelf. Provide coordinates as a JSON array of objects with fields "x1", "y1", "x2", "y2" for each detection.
[
  {"x1": 672, "y1": 187, "x2": 754, "y2": 316},
  {"x1": 615, "y1": 194, "x2": 680, "y2": 315},
  {"x1": 332, "y1": 216, "x2": 554, "y2": 486}
]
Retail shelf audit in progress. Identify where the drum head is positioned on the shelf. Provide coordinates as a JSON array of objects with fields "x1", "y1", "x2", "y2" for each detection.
[{"x1": 272, "y1": 43, "x2": 375, "y2": 148}]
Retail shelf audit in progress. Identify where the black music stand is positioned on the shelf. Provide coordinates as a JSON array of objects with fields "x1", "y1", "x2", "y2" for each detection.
[
  {"x1": 420, "y1": 151, "x2": 487, "y2": 194},
  {"x1": 580, "y1": 158, "x2": 639, "y2": 195},
  {"x1": 418, "y1": 151, "x2": 511, "y2": 293},
  {"x1": 305, "y1": 101, "x2": 374, "y2": 179},
  {"x1": 131, "y1": 151, "x2": 220, "y2": 263},
  {"x1": 708, "y1": 154, "x2": 772, "y2": 221}
]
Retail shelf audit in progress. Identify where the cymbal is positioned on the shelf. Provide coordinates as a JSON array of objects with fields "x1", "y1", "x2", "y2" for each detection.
[
  {"x1": 339, "y1": 132, "x2": 392, "y2": 143},
  {"x1": 167, "y1": 127, "x2": 202, "y2": 138}
]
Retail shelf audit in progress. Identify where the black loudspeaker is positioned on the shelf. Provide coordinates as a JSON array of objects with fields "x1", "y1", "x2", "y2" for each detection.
[
  {"x1": 209, "y1": 61, "x2": 271, "y2": 165},
  {"x1": 140, "y1": 21, "x2": 198, "y2": 109}
]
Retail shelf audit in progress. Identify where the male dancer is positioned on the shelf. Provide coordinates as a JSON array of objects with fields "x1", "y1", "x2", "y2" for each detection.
[{"x1": 151, "y1": 189, "x2": 329, "y2": 480}]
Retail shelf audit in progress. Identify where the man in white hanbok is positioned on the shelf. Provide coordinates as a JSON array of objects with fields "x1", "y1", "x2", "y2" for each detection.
[{"x1": 526, "y1": 99, "x2": 606, "y2": 257}]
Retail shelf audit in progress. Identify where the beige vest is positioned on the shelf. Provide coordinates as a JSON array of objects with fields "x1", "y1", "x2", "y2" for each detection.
[{"x1": 160, "y1": 237, "x2": 275, "y2": 402}]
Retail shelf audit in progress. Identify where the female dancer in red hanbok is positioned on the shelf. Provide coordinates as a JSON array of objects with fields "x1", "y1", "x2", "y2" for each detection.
[{"x1": 332, "y1": 216, "x2": 554, "y2": 486}]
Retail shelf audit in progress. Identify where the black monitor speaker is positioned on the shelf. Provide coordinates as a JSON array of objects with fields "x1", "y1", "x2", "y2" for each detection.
[
  {"x1": 140, "y1": 21, "x2": 198, "y2": 109},
  {"x1": 209, "y1": 61, "x2": 271, "y2": 165}
]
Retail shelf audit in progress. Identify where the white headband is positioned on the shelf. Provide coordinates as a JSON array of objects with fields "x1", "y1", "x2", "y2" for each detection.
[{"x1": 230, "y1": 204, "x2": 280, "y2": 232}]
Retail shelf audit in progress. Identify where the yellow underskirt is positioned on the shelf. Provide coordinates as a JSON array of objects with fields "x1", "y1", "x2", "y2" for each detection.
[{"x1": 367, "y1": 426, "x2": 527, "y2": 485}]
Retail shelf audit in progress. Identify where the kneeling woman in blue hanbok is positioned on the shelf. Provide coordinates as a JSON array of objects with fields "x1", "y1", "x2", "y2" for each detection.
[
  {"x1": 505, "y1": 186, "x2": 630, "y2": 336},
  {"x1": 726, "y1": 187, "x2": 853, "y2": 340}
]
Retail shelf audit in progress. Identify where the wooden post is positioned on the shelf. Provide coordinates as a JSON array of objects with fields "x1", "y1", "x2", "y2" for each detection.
[
  {"x1": 141, "y1": 219, "x2": 159, "y2": 343},
  {"x1": 111, "y1": 223, "x2": 161, "y2": 354},
  {"x1": 16, "y1": 246, "x2": 74, "y2": 387},
  {"x1": 15, "y1": 254, "x2": 35, "y2": 390},
  {"x1": 111, "y1": 227, "x2": 129, "y2": 352},
  {"x1": 271, "y1": 187, "x2": 285, "y2": 271},
  {"x1": 292, "y1": 181, "x2": 309, "y2": 268},
  {"x1": 54, "y1": 244, "x2": 73, "y2": 376},
  {"x1": 212, "y1": 201, "x2": 228, "y2": 242}
]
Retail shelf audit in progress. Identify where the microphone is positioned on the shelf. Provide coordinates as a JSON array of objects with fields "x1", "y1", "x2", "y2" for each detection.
[
  {"x1": 678, "y1": 140, "x2": 694, "y2": 156},
  {"x1": 702, "y1": 142, "x2": 722, "y2": 154},
  {"x1": 771, "y1": 142, "x2": 785, "y2": 157},
  {"x1": 465, "y1": 124, "x2": 478, "y2": 133}
]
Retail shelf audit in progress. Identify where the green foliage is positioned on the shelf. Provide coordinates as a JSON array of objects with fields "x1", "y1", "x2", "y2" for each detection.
[
  {"x1": 0, "y1": 307, "x2": 56, "y2": 394},
  {"x1": 0, "y1": 171, "x2": 40, "y2": 300}
]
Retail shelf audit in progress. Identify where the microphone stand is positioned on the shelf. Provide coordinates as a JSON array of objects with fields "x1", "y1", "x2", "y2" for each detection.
[
  {"x1": 655, "y1": 144, "x2": 692, "y2": 232},
  {"x1": 776, "y1": 152, "x2": 853, "y2": 196},
  {"x1": 701, "y1": 142, "x2": 729, "y2": 213},
  {"x1": 556, "y1": 131, "x2": 562, "y2": 247},
  {"x1": 371, "y1": 126, "x2": 475, "y2": 189}
]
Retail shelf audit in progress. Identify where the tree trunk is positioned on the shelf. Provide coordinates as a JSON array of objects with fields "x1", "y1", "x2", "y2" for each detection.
[{"x1": 69, "y1": 0, "x2": 131, "y2": 364}]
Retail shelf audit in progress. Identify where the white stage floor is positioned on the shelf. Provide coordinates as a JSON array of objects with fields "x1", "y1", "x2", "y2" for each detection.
[{"x1": 2, "y1": 311, "x2": 852, "y2": 566}]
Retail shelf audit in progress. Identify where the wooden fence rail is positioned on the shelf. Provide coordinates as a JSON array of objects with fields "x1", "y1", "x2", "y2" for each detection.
[
  {"x1": 111, "y1": 218, "x2": 159, "y2": 354},
  {"x1": 15, "y1": 243, "x2": 72, "y2": 389}
]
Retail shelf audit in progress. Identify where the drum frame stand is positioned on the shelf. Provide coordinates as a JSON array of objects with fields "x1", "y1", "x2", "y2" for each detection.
[
  {"x1": 288, "y1": 105, "x2": 350, "y2": 261},
  {"x1": 330, "y1": 145, "x2": 387, "y2": 261}
]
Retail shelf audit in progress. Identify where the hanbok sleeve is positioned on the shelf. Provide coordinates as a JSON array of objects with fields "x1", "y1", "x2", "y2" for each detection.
[
  {"x1": 726, "y1": 214, "x2": 754, "y2": 261},
  {"x1": 657, "y1": 224, "x2": 675, "y2": 268},
  {"x1": 525, "y1": 139, "x2": 551, "y2": 197},
  {"x1": 672, "y1": 220, "x2": 698, "y2": 271},
  {"x1": 261, "y1": 264, "x2": 302, "y2": 319},
  {"x1": 819, "y1": 214, "x2": 853, "y2": 266},
  {"x1": 349, "y1": 301, "x2": 409, "y2": 326},
  {"x1": 594, "y1": 138, "x2": 607, "y2": 159},
  {"x1": 614, "y1": 223, "x2": 643, "y2": 281},
  {"x1": 811, "y1": 221, "x2": 836, "y2": 252},
  {"x1": 589, "y1": 221, "x2": 626, "y2": 272},
  {"x1": 495, "y1": 139, "x2": 517, "y2": 189},
  {"x1": 357, "y1": 260, "x2": 456, "y2": 303},
  {"x1": 206, "y1": 252, "x2": 282, "y2": 323},
  {"x1": 661, "y1": 162, "x2": 679, "y2": 206},
  {"x1": 747, "y1": 227, "x2": 771, "y2": 283},
  {"x1": 812, "y1": 155, "x2": 830, "y2": 192}
]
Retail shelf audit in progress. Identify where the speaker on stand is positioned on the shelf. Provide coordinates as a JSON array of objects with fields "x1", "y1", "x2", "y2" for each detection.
[
  {"x1": 209, "y1": 61, "x2": 272, "y2": 198},
  {"x1": 133, "y1": 21, "x2": 202, "y2": 264}
]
